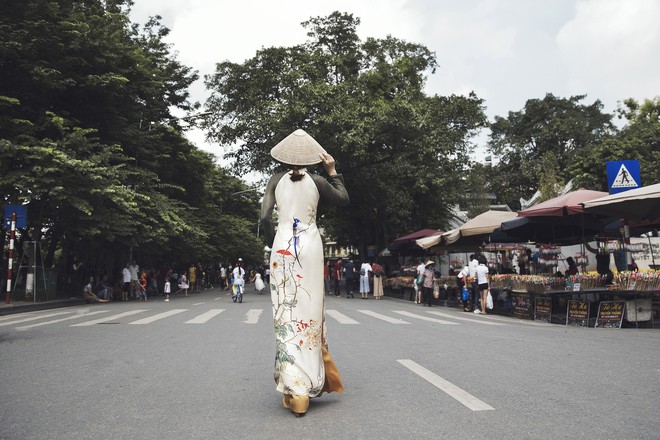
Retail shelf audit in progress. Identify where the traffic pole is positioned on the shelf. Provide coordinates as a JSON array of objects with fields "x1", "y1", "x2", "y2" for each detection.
[{"x1": 6, "y1": 212, "x2": 16, "y2": 304}]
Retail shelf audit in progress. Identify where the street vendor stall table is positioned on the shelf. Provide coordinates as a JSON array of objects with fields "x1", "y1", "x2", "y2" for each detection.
[{"x1": 488, "y1": 273, "x2": 660, "y2": 328}]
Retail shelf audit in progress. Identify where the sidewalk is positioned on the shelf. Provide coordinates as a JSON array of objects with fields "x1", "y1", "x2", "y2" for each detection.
[{"x1": 0, "y1": 296, "x2": 86, "y2": 316}]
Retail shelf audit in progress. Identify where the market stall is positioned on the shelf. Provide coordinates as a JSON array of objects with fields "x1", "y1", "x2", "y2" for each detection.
[{"x1": 488, "y1": 272, "x2": 660, "y2": 328}]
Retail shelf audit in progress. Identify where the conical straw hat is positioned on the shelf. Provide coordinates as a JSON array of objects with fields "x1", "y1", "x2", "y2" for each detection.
[{"x1": 270, "y1": 129, "x2": 326, "y2": 166}]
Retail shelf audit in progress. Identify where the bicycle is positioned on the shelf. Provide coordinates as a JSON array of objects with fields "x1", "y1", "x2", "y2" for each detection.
[{"x1": 232, "y1": 281, "x2": 243, "y2": 303}]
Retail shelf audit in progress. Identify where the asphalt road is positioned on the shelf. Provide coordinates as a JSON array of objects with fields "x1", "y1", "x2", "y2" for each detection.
[{"x1": 0, "y1": 287, "x2": 658, "y2": 440}]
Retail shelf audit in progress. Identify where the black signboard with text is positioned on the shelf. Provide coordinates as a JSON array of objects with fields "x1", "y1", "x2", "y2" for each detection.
[
  {"x1": 534, "y1": 297, "x2": 552, "y2": 323},
  {"x1": 511, "y1": 292, "x2": 533, "y2": 320},
  {"x1": 566, "y1": 300, "x2": 590, "y2": 327},
  {"x1": 595, "y1": 301, "x2": 625, "y2": 329}
]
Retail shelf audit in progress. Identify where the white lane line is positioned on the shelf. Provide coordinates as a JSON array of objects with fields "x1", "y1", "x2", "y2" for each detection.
[
  {"x1": 397, "y1": 359, "x2": 495, "y2": 412},
  {"x1": 214, "y1": 297, "x2": 223, "y2": 301},
  {"x1": 357, "y1": 310, "x2": 410, "y2": 324},
  {"x1": 129, "y1": 309, "x2": 188, "y2": 324},
  {"x1": 426, "y1": 311, "x2": 506, "y2": 326},
  {"x1": 71, "y1": 310, "x2": 148, "y2": 326},
  {"x1": 0, "y1": 311, "x2": 71, "y2": 327},
  {"x1": 16, "y1": 310, "x2": 109, "y2": 330},
  {"x1": 186, "y1": 309, "x2": 225, "y2": 324},
  {"x1": 244, "y1": 309, "x2": 263, "y2": 324},
  {"x1": 193, "y1": 302, "x2": 205, "y2": 306},
  {"x1": 393, "y1": 310, "x2": 458, "y2": 325},
  {"x1": 326, "y1": 309, "x2": 359, "y2": 324}
]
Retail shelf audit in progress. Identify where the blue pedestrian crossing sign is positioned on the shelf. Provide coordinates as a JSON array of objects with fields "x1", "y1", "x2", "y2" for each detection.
[{"x1": 606, "y1": 160, "x2": 641, "y2": 194}]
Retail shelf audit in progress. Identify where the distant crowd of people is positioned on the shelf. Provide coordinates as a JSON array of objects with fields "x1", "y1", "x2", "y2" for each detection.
[
  {"x1": 78, "y1": 259, "x2": 271, "y2": 303},
  {"x1": 322, "y1": 258, "x2": 385, "y2": 300}
]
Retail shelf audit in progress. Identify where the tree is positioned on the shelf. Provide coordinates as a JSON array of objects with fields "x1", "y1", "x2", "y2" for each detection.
[
  {"x1": 570, "y1": 97, "x2": 660, "y2": 190},
  {"x1": 0, "y1": 0, "x2": 262, "y2": 289},
  {"x1": 202, "y1": 12, "x2": 487, "y2": 255},
  {"x1": 488, "y1": 93, "x2": 615, "y2": 210}
]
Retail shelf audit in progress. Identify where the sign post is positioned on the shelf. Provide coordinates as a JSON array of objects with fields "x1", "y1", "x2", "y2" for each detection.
[{"x1": 6, "y1": 212, "x2": 16, "y2": 304}]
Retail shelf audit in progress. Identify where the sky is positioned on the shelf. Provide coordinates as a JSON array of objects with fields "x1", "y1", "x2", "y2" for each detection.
[{"x1": 128, "y1": 0, "x2": 660, "y2": 162}]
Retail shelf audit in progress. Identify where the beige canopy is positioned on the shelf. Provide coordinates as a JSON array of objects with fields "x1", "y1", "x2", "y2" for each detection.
[
  {"x1": 416, "y1": 210, "x2": 518, "y2": 249},
  {"x1": 582, "y1": 183, "x2": 660, "y2": 220}
]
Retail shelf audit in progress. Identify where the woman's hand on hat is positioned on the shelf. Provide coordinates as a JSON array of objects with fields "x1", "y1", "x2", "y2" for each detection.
[{"x1": 320, "y1": 152, "x2": 337, "y2": 176}]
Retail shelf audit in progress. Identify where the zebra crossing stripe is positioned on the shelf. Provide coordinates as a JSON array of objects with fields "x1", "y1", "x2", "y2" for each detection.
[
  {"x1": 71, "y1": 310, "x2": 148, "y2": 326},
  {"x1": 16, "y1": 310, "x2": 109, "y2": 330},
  {"x1": 186, "y1": 309, "x2": 225, "y2": 324},
  {"x1": 357, "y1": 310, "x2": 410, "y2": 324},
  {"x1": 326, "y1": 309, "x2": 359, "y2": 324},
  {"x1": 129, "y1": 309, "x2": 188, "y2": 325},
  {"x1": 398, "y1": 359, "x2": 495, "y2": 411},
  {"x1": 244, "y1": 309, "x2": 263, "y2": 324},
  {"x1": 0, "y1": 311, "x2": 71, "y2": 327},
  {"x1": 393, "y1": 310, "x2": 458, "y2": 325},
  {"x1": 426, "y1": 310, "x2": 506, "y2": 326}
]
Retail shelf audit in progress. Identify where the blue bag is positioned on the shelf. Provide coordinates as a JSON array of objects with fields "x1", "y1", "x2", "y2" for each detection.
[{"x1": 461, "y1": 287, "x2": 469, "y2": 301}]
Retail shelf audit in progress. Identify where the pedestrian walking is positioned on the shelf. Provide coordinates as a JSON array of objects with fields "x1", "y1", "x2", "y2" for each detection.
[
  {"x1": 359, "y1": 260, "x2": 372, "y2": 299},
  {"x1": 372, "y1": 262, "x2": 384, "y2": 300},
  {"x1": 260, "y1": 129, "x2": 349, "y2": 417}
]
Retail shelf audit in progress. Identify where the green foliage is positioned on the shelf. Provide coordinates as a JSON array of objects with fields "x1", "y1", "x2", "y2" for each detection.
[
  {"x1": 488, "y1": 94, "x2": 615, "y2": 209},
  {"x1": 202, "y1": 12, "x2": 487, "y2": 254},
  {"x1": 0, "y1": 0, "x2": 263, "y2": 279},
  {"x1": 570, "y1": 97, "x2": 660, "y2": 190}
]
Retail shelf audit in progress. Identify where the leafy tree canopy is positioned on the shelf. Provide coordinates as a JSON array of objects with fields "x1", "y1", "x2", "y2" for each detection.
[
  {"x1": 0, "y1": 0, "x2": 263, "y2": 284},
  {"x1": 202, "y1": 11, "x2": 487, "y2": 254}
]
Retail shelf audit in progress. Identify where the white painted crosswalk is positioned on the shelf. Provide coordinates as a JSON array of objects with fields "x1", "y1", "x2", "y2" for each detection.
[
  {"x1": 243, "y1": 309, "x2": 263, "y2": 324},
  {"x1": 357, "y1": 310, "x2": 411, "y2": 324},
  {"x1": 186, "y1": 309, "x2": 225, "y2": 324},
  {"x1": 129, "y1": 309, "x2": 188, "y2": 325},
  {"x1": 16, "y1": 310, "x2": 108, "y2": 330},
  {"x1": 1, "y1": 304, "x2": 513, "y2": 329},
  {"x1": 326, "y1": 309, "x2": 359, "y2": 324},
  {"x1": 71, "y1": 310, "x2": 148, "y2": 326}
]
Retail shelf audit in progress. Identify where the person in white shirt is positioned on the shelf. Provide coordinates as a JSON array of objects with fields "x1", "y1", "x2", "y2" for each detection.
[
  {"x1": 232, "y1": 260, "x2": 246, "y2": 302},
  {"x1": 457, "y1": 264, "x2": 471, "y2": 311},
  {"x1": 475, "y1": 255, "x2": 490, "y2": 315},
  {"x1": 359, "y1": 261, "x2": 372, "y2": 299},
  {"x1": 121, "y1": 263, "x2": 131, "y2": 301},
  {"x1": 469, "y1": 254, "x2": 479, "y2": 312},
  {"x1": 415, "y1": 260, "x2": 426, "y2": 304},
  {"x1": 164, "y1": 279, "x2": 171, "y2": 302}
]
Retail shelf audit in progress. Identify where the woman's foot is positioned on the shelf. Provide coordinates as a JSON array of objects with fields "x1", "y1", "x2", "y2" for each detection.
[{"x1": 283, "y1": 394, "x2": 309, "y2": 417}]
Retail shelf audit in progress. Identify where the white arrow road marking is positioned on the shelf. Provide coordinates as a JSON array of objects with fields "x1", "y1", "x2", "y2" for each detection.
[
  {"x1": 71, "y1": 310, "x2": 148, "y2": 326},
  {"x1": 393, "y1": 310, "x2": 458, "y2": 325},
  {"x1": 326, "y1": 309, "x2": 359, "y2": 324},
  {"x1": 398, "y1": 359, "x2": 495, "y2": 412},
  {"x1": 244, "y1": 309, "x2": 263, "y2": 324},
  {"x1": 16, "y1": 310, "x2": 109, "y2": 330},
  {"x1": 129, "y1": 309, "x2": 188, "y2": 324},
  {"x1": 357, "y1": 310, "x2": 410, "y2": 324},
  {"x1": 186, "y1": 309, "x2": 225, "y2": 324}
]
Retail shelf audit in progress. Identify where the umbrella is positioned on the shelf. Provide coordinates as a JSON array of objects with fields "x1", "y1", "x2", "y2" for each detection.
[
  {"x1": 518, "y1": 189, "x2": 608, "y2": 217},
  {"x1": 416, "y1": 210, "x2": 518, "y2": 249},
  {"x1": 582, "y1": 183, "x2": 660, "y2": 220},
  {"x1": 494, "y1": 189, "x2": 611, "y2": 245},
  {"x1": 391, "y1": 228, "x2": 442, "y2": 245},
  {"x1": 388, "y1": 228, "x2": 442, "y2": 255}
]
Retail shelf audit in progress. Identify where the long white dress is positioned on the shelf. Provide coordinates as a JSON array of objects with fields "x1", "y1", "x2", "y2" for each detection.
[{"x1": 261, "y1": 170, "x2": 349, "y2": 397}]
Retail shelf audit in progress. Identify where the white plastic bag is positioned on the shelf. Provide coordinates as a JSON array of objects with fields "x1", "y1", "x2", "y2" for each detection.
[{"x1": 486, "y1": 291, "x2": 494, "y2": 310}]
